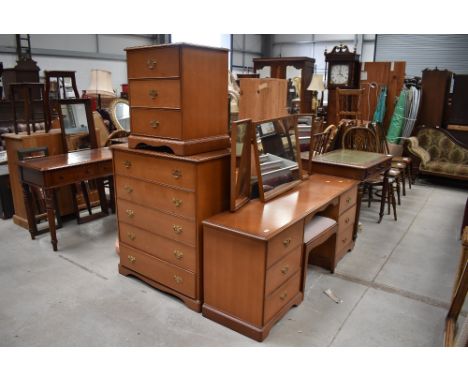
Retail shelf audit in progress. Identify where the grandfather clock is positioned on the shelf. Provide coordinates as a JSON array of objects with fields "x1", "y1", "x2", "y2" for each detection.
[{"x1": 325, "y1": 44, "x2": 360, "y2": 125}]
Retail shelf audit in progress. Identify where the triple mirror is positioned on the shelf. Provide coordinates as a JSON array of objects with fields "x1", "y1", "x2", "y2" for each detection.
[
  {"x1": 253, "y1": 115, "x2": 304, "y2": 202},
  {"x1": 58, "y1": 99, "x2": 97, "y2": 152}
]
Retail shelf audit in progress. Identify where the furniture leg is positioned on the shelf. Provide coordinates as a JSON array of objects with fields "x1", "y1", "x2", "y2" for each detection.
[
  {"x1": 53, "y1": 190, "x2": 63, "y2": 229},
  {"x1": 391, "y1": 184, "x2": 397, "y2": 221},
  {"x1": 44, "y1": 189, "x2": 58, "y2": 251},
  {"x1": 96, "y1": 178, "x2": 109, "y2": 215},
  {"x1": 401, "y1": 172, "x2": 406, "y2": 196},
  {"x1": 22, "y1": 183, "x2": 37, "y2": 240},
  {"x1": 70, "y1": 183, "x2": 81, "y2": 223},
  {"x1": 368, "y1": 184, "x2": 372, "y2": 207},
  {"x1": 407, "y1": 165, "x2": 412, "y2": 189},
  {"x1": 396, "y1": 177, "x2": 401, "y2": 205},
  {"x1": 108, "y1": 176, "x2": 115, "y2": 213},
  {"x1": 378, "y1": 172, "x2": 389, "y2": 223},
  {"x1": 81, "y1": 181, "x2": 93, "y2": 215},
  {"x1": 353, "y1": 182, "x2": 363, "y2": 240},
  {"x1": 387, "y1": 183, "x2": 391, "y2": 215}
]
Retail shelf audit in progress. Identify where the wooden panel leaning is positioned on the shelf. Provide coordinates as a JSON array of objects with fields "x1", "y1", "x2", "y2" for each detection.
[{"x1": 126, "y1": 43, "x2": 230, "y2": 155}]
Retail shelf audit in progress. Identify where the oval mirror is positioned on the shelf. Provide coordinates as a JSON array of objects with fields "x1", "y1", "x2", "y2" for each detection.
[{"x1": 109, "y1": 98, "x2": 130, "y2": 132}]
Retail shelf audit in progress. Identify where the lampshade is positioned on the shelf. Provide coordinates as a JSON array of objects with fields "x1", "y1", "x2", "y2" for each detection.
[
  {"x1": 86, "y1": 69, "x2": 116, "y2": 98},
  {"x1": 307, "y1": 74, "x2": 325, "y2": 92}
]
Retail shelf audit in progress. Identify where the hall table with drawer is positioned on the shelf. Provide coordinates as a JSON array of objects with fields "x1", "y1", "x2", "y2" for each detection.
[
  {"x1": 18, "y1": 147, "x2": 113, "y2": 251},
  {"x1": 310, "y1": 149, "x2": 393, "y2": 237},
  {"x1": 202, "y1": 174, "x2": 359, "y2": 341}
]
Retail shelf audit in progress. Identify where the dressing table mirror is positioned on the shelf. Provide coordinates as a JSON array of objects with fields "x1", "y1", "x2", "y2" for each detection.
[
  {"x1": 109, "y1": 98, "x2": 130, "y2": 132},
  {"x1": 58, "y1": 99, "x2": 97, "y2": 152},
  {"x1": 253, "y1": 115, "x2": 304, "y2": 202},
  {"x1": 230, "y1": 119, "x2": 252, "y2": 212}
]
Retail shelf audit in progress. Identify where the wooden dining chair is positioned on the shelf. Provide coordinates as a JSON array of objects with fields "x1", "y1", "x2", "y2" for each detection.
[
  {"x1": 336, "y1": 88, "x2": 364, "y2": 125},
  {"x1": 342, "y1": 126, "x2": 397, "y2": 222}
]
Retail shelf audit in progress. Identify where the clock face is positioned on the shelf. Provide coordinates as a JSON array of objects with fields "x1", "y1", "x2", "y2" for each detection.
[{"x1": 330, "y1": 64, "x2": 350, "y2": 85}]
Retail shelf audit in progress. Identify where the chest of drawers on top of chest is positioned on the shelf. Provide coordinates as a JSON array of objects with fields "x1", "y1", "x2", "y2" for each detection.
[{"x1": 125, "y1": 43, "x2": 230, "y2": 156}]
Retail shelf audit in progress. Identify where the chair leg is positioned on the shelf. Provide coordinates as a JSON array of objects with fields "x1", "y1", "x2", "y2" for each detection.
[
  {"x1": 387, "y1": 183, "x2": 391, "y2": 215},
  {"x1": 407, "y1": 165, "x2": 412, "y2": 189},
  {"x1": 401, "y1": 172, "x2": 406, "y2": 196},
  {"x1": 368, "y1": 184, "x2": 372, "y2": 207},
  {"x1": 81, "y1": 181, "x2": 92, "y2": 215},
  {"x1": 395, "y1": 177, "x2": 401, "y2": 205},
  {"x1": 391, "y1": 184, "x2": 397, "y2": 221}
]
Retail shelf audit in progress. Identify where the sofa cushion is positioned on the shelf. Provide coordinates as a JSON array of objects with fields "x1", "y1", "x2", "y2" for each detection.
[
  {"x1": 417, "y1": 128, "x2": 468, "y2": 164},
  {"x1": 421, "y1": 161, "x2": 468, "y2": 178}
]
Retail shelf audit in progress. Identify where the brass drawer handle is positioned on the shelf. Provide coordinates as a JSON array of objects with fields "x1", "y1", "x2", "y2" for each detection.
[
  {"x1": 150, "y1": 120, "x2": 160, "y2": 128},
  {"x1": 173, "y1": 275, "x2": 183, "y2": 284},
  {"x1": 123, "y1": 160, "x2": 132, "y2": 169},
  {"x1": 126, "y1": 209, "x2": 134, "y2": 218},
  {"x1": 171, "y1": 169, "x2": 182, "y2": 179},
  {"x1": 147, "y1": 58, "x2": 157, "y2": 69},
  {"x1": 345, "y1": 217, "x2": 350, "y2": 224},
  {"x1": 173, "y1": 250, "x2": 184, "y2": 260},
  {"x1": 281, "y1": 265, "x2": 289, "y2": 275},
  {"x1": 149, "y1": 89, "x2": 158, "y2": 99},
  {"x1": 124, "y1": 185, "x2": 133, "y2": 194},
  {"x1": 127, "y1": 232, "x2": 136, "y2": 241},
  {"x1": 127, "y1": 255, "x2": 136, "y2": 264},
  {"x1": 283, "y1": 238, "x2": 291, "y2": 247},
  {"x1": 280, "y1": 292, "x2": 288, "y2": 301},
  {"x1": 346, "y1": 197, "x2": 352, "y2": 204},
  {"x1": 172, "y1": 225, "x2": 183, "y2": 234},
  {"x1": 172, "y1": 198, "x2": 183, "y2": 208}
]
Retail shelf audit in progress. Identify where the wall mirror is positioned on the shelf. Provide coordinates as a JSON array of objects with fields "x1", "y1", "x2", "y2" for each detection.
[
  {"x1": 109, "y1": 98, "x2": 130, "y2": 132},
  {"x1": 230, "y1": 119, "x2": 252, "y2": 212},
  {"x1": 252, "y1": 115, "x2": 304, "y2": 202},
  {"x1": 58, "y1": 99, "x2": 97, "y2": 152}
]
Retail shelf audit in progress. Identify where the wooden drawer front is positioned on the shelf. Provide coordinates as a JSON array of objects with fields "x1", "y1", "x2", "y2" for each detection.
[
  {"x1": 98, "y1": 160, "x2": 113, "y2": 175},
  {"x1": 338, "y1": 186, "x2": 357, "y2": 215},
  {"x1": 264, "y1": 272, "x2": 301, "y2": 324},
  {"x1": 116, "y1": 175, "x2": 195, "y2": 218},
  {"x1": 127, "y1": 46, "x2": 180, "y2": 78},
  {"x1": 267, "y1": 222, "x2": 303, "y2": 268},
  {"x1": 117, "y1": 199, "x2": 196, "y2": 246},
  {"x1": 49, "y1": 163, "x2": 99, "y2": 186},
  {"x1": 265, "y1": 247, "x2": 302, "y2": 296},
  {"x1": 338, "y1": 204, "x2": 356, "y2": 233},
  {"x1": 119, "y1": 222, "x2": 196, "y2": 272},
  {"x1": 336, "y1": 225, "x2": 354, "y2": 254},
  {"x1": 120, "y1": 243, "x2": 196, "y2": 298},
  {"x1": 129, "y1": 79, "x2": 180, "y2": 108},
  {"x1": 131, "y1": 108, "x2": 182, "y2": 140},
  {"x1": 114, "y1": 150, "x2": 196, "y2": 190}
]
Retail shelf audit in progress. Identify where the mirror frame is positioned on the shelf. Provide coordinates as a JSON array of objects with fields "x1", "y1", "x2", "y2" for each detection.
[
  {"x1": 230, "y1": 119, "x2": 252, "y2": 212},
  {"x1": 57, "y1": 98, "x2": 97, "y2": 153},
  {"x1": 108, "y1": 97, "x2": 130, "y2": 132},
  {"x1": 252, "y1": 115, "x2": 304, "y2": 203}
]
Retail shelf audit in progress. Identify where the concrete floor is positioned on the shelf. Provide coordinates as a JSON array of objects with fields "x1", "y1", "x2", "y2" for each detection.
[{"x1": 0, "y1": 178, "x2": 466, "y2": 346}]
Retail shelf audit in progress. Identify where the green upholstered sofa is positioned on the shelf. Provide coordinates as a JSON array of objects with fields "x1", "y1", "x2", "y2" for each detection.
[{"x1": 406, "y1": 127, "x2": 468, "y2": 181}]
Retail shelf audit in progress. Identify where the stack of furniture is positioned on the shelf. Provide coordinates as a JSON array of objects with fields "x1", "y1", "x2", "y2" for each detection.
[{"x1": 113, "y1": 43, "x2": 230, "y2": 312}]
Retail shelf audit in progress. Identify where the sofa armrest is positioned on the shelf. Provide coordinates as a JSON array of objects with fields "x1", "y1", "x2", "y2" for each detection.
[{"x1": 406, "y1": 137, "x2": 431, "y2": 166}]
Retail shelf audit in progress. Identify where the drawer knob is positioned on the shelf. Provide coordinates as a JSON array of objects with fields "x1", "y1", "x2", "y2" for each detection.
[
  {"x1": 126, "y1": 209, "x2": 134, "y2": 218},
  {"x1": 345, "y1": 217, "x2": 350, "y2": 224},
  {"x1": 281, "y1": 265, "x2": 289, "y2": 275},
  {"x1": 173, "y1": 275, "x2": 183, "y2": 284},
  {"x1": 149, "y1": 89, "x2": 159, "y2": 99},
  {"x1": 123, "y1": 160, "x2": 132, "y2": 169},
  {"x1": 150, "y1": 120, "x2": 160, "y2": 129},
  {"x1": 171, "y1": 169, "x2": 182, "y2": 179},
  {"x1": 124, "y1": 185, "x2": 133, "y2": 194},
  {"x1": 172, "y1": 198, "x2": 183, "y2": 207},
  {"x1": 346, "y1": 197, "x2": 352, "y2": 204},
  {"x1": 280, "y1": 292, "x2": 288, "y2": 301},
  {"x1": 127, "y1": 232, "x2": 136, "y2": 241},
  {"x1": 127, "y1": 255, "x2": 136, "y2": 264},
  {"x1": 173, "y1": 250, "x2": 184, "y2": 260},
  {"x1": 283, "y1": 238, "x2": 291, "y2": 247},
  {"x1": 147, "y1": 58, "x2": 157, "y2": 69},
  {"x1": 172, "y1": 224, "x2": 183, "y2": 234}
]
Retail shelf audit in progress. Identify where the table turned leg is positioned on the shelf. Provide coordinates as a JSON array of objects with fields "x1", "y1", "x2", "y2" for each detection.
[
  {"x1": 44, "y1": 189, "x2": 58, "y2": 251},
  {"x1": 22, "y1": 183, "x2": 37, "y2": 240},
  {"x1": 96, "y1": 178, "x2": 109, "y2": 215},
  {"x1": 378, "y1": 172, "x2": 389, "y2": 224},
  {"x1": 353, "y1": 182, "x2": 364, "y2": 240}
]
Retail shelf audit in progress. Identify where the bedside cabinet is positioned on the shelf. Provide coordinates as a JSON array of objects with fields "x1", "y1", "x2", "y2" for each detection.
[
  {"x1": 113, "y1": 145, "x2": 230, "y2": 312},
  {"x1": 126, "y1": 43, "x2": 230, "y2": 156}
]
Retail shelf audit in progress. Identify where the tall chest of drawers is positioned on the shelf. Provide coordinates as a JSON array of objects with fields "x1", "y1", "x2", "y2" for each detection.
[
  {"x1": 126, "y1": 43, "x2": 230, "y2": 156},
  {"x1": 113, "y1": 145, "x2": 230, "y2": 311}
]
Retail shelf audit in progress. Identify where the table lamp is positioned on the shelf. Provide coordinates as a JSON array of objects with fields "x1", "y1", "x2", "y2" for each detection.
[
  {"x1": 86, "y1": 69, "x2": 116, "y2": 109},
  {"x1": 307, "y1": 74, "x2": 325, "y2": 113}
]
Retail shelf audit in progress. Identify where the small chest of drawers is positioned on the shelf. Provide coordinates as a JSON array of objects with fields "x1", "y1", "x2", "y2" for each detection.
[
  {"x1": 126, "y1": 43, "x2": 230, "y2": 156},
  {"x1": 113, "y1": 145, "x2": 229, "y2": 312}
]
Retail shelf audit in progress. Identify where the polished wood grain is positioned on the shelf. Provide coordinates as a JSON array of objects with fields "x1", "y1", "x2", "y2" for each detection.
[
  {"x1": 130, "y1": 108, "x2": 182, "y2": 140},
  {"x1": 264, "y1": 271, "x2": 301, "y2": 323},
  {"x1": 126, "y1": 43, "x2": 229, "y2": 155},
  {"x1": 338, "y1": 204, "x2": 357, "y2": 232},
  {"x1": 267, "y1": 221, "x2": 303, "y2": 268},
  {"x1": 113, "y1": 144, "x2": 230, "y2": 312},
  {"x1": 265, "y1": 246, "x2": 302, "y2": 296},
  {"x1": 119, "y1": 221, "x2": 196, "y2": 271},
  {"x1": 338, "y1": 186, "x2": 357, "y2": 215}
]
